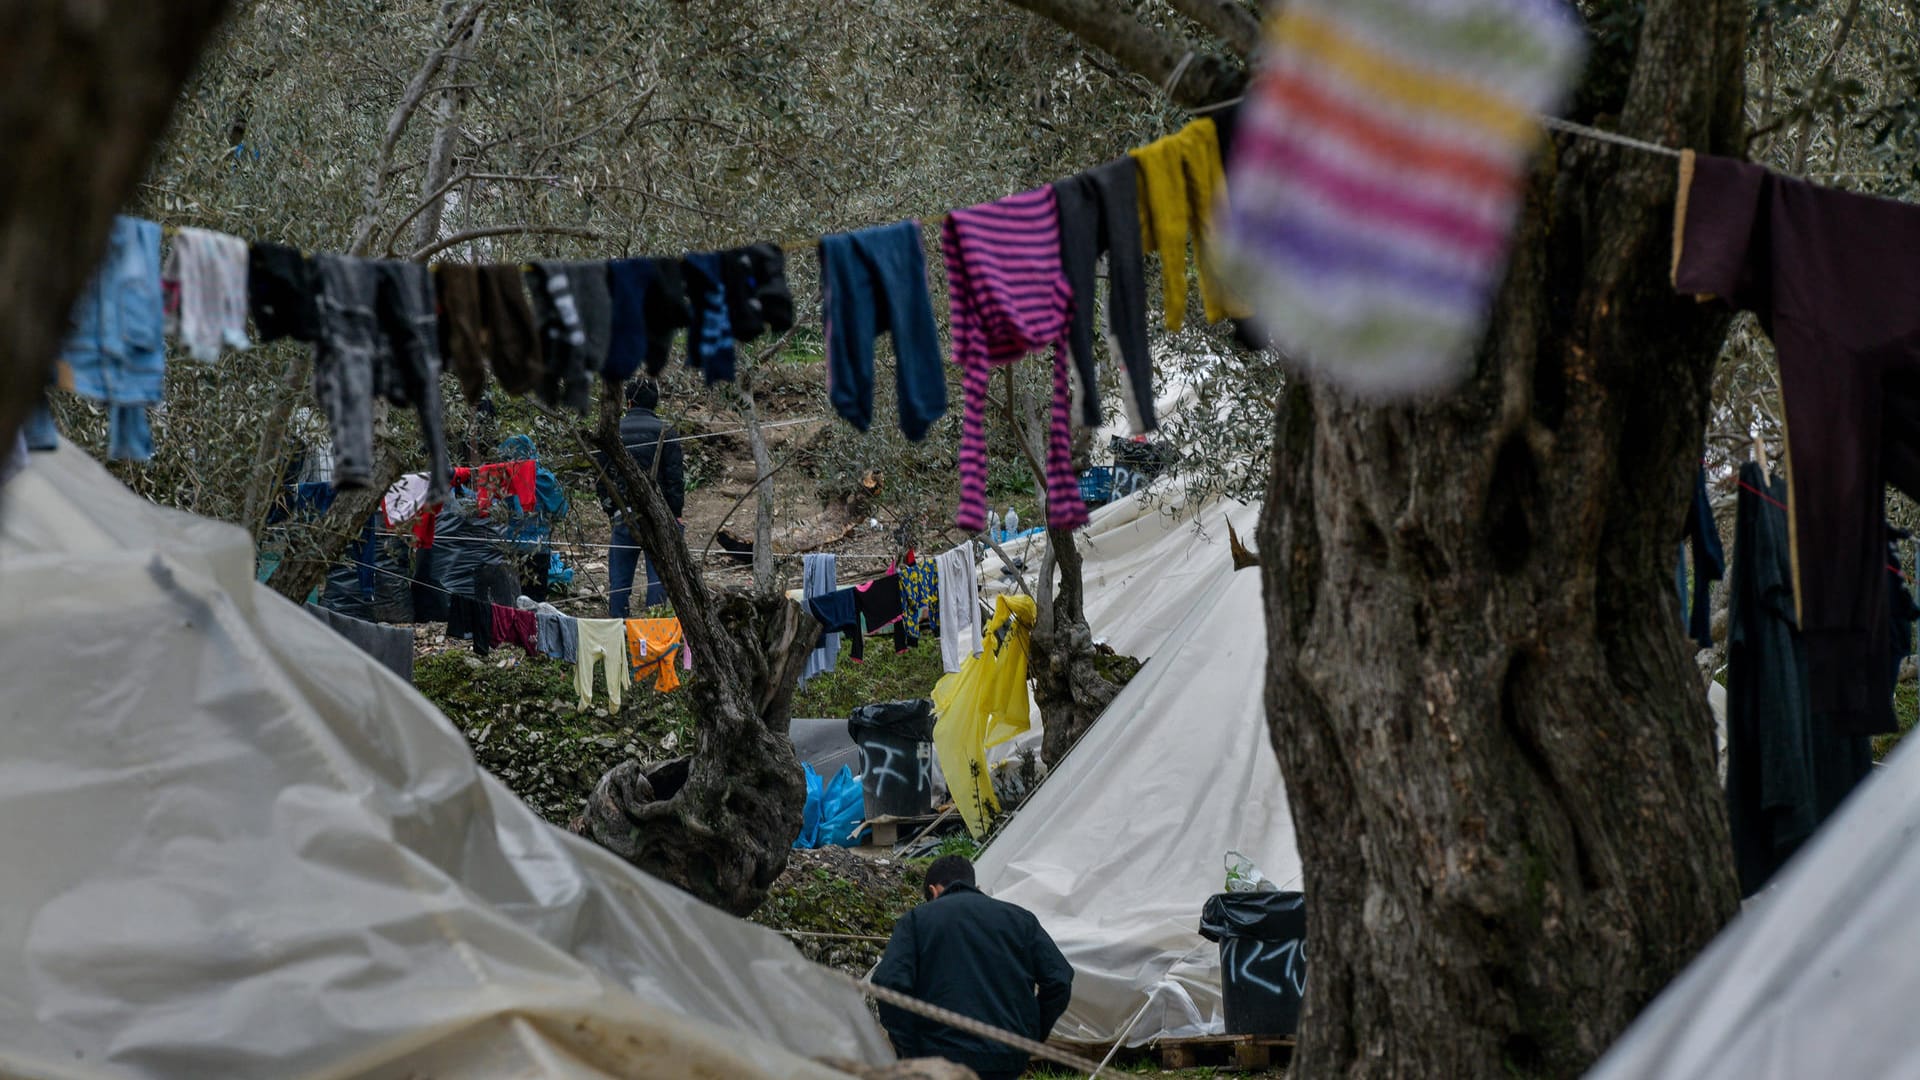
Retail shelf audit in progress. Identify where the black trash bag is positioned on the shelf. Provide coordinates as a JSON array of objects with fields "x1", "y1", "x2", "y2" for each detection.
[
  {"x1": 429, "y1": 505, "x2": 519, "y2": 606},
  {"x1": 1110, "y1": 434, "x2": 1177, "y2": 481},
  {"x1": 1199, "y1": 890, "x2": 1307, "y2": 1037},
  {"x1": 847, "y1": 698, "x2": 937, "y2": 743},
  {"x1": 848, "y1": 699, "x2": 937, "y2": 819},
  {"x1": 319, "y1": 525, "x2": 415, "y2": 624},
  {"x1": 1200, "y1": 890, "x2": 1307, "y2": 943}
]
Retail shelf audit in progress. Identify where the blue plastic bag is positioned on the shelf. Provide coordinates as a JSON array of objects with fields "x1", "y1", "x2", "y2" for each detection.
[
  {"x1": 793, "y1": 763, "x2": 825, "y2": 849},
  {"x1": 819, "y1": 764, "x2": 869, "y2": 847}
]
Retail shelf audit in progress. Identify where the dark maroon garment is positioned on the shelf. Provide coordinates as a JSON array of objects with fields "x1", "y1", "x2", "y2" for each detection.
[
  {"x1": 490, "y1": 604, "x2": 538, "y2": 655},
  {"x1": 1674, "y1": 153, "x2": 1920, "y2": 735}
]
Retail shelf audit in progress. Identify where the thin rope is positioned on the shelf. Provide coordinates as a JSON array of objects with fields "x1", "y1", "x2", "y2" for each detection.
[
  {"x1": 1189, "y1": 95, "x2": 1685, "y2": 160},
  {"x1": 821, "y1": 967, "x2": 1106, "y2": 1077},
  {"x1": 1190, "y1": 94, "x2": 1244, "y2": 113},
  {"x1": 367, "y1": 529, "x2": 901, "y2": 559},
  {"x1": 1162, "y1": 51, "x2": 1197, "y2": 99},
  {"x1": 1096, "y1": 997, "x2": 1156, "y2": 1075},
  {"x1": 618, "y1": 414, "x2": 827, "y2": 449},
  {"x1": 1540, "y1": 114, "x2": 1683, "y2": 158}
]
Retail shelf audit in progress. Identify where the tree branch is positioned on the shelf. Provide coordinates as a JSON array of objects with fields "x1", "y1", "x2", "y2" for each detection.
[
  {"x1": 407, "y1": 223, "x2": 599, "y2": 262},
  {"x1": 627, "y1": 114, "x2": 846, "y2": 197},
  {"x1": 534, "y1": 84, "x2": 657, "y2": 160},
  {"x1": 1791, "y1": 0, "x2": 1865, "y2": 172},
  {"x1": 349, "y1": 0, "x2": 486, "y2": 257},
  {"x1": 1000, "y1": 0, "x2": 1246, "y2": 108},
  {"x1": 383, "y1": 170, "x2": 562, "y2": 258},
  {"x1": 406, "y1": 2, "x2": 485, "y2": 255},
  {"x1": 1164, "y1": 0, "x2": 1260, "y2": 61}
]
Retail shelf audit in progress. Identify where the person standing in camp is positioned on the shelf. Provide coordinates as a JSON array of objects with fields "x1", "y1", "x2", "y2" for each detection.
[
  {"x1": 872, "y1": 856, "x2": 1074, "y2": 1080},
  {"x1": 597, "y1": 379, "x2": 684, "y2": 616}
]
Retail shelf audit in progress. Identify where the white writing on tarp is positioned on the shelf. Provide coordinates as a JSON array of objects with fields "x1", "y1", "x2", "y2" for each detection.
[{"x1": 1111, "y1": 465, "x2": 1149, "y2": 499}]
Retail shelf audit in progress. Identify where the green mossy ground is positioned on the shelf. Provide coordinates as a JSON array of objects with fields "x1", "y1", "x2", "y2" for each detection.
[{"x1": 415, "y1": 634, "x2": 949, "y2": 826}]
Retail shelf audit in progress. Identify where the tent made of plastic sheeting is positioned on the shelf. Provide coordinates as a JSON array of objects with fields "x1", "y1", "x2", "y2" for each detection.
[
  {"x1": 971, "y1": 495, "x2": 1298, "y2": 1047},
  {"x1": 0, "y1": 441, "x2": 889, "y2": 1080},
  {"x1": 1585, "y1": 752, "x2": 1910, "y2": 1079},
  {"x1": 790, "y1": 717, "x2": 864, "y2": 778},
  {"x1": 980, "y1": 481, "x2": 1261, "y2": 658}
]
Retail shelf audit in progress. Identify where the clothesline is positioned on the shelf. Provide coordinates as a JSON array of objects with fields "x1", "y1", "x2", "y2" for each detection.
[
  {"x1": 1738, "y1": 478, "x2": 1786, "y2": 511},
  {"x1": 615, "y1": 414, "x2": 827, "y2": 449},
  {"x1": 1191, "y1": 93, "x2": 1688, "y2": 160},
  {"x1": 341, "y1": 553, "x2": 612, "y2": 607},
  {"x1": 368, "y1": 528, "x2": 903, "y2": 560}
]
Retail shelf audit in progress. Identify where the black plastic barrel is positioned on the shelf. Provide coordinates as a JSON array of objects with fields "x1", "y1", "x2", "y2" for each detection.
[
  {"x1": 1199, "y1": 890, "x2": 1307, "y2": 1036},
  {"x1": 847, "y1": 699, "x2": 937, "y2": 819}
]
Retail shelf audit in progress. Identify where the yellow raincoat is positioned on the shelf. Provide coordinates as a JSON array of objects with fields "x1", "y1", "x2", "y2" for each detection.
[{"x1": 932, "y1": 594, "x2": 1036, "y2": 837}]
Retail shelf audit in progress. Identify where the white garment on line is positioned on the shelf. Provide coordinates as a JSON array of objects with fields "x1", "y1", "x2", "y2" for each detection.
[
  {"x1": 383, "y1": 472, "x2": 431, "y2": 525},
  {"x1": 575, "y1": 618, "x2": 628, "y2": 710},
  {"x1": 162, "y1": 226, "x2": 251, "y2": 362},
  {"x1": 936, "y1": 543, "x2": 981, "y2": 674}
]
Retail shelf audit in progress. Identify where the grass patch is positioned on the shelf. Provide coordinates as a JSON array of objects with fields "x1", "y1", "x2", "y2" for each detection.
[
  {"x1": 1873, "y1": 678, "x2": 1919, "y2": 761},
  {"x1": 416, "y1": 629, "x2": 948, "y2": 824},
  {"x1": 790, "y1": 634, "x2": 949, "y2": 720},
  {"x1": 749, "y1": 848, "x2": 927, "y2": 974},
  {"x1": 414, "y1": 648, "x2": 699, "y2": 826}
]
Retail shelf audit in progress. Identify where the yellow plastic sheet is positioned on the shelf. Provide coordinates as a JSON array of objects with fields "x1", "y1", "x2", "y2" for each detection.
[{"x1": 931, "y1": 594, "x2": 1036, "y2": 836}]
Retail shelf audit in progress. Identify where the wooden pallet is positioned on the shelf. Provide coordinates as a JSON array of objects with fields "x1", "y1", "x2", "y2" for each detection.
[
  {"x1": 1052, "y1": 1033, "x2": 1295, "y2": 1073},
  {"x1": 856, "y1": 813, "x2": 941, "y2": 847}
]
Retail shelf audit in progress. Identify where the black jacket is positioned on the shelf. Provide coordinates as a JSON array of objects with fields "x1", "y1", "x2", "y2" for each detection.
[
  {"x1": 597, "y1": 406, "x2": 685, "y2": 519},
  {"x1": 872, "y1": 883, "x2": 1074, "y2": 1074}
]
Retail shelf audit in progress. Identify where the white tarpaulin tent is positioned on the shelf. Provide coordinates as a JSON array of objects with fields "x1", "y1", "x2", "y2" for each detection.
[
  {"x1": 1585, "y1": 748, "x2": 1903, "y2": 1079},
  {"x1": 979, "y1": 480, "x2": 1259, "y2": 659},
  {"x1": 0, "y1": 442, "x2": 889, "y2": 1079},
  {"x1": 972, "y1": 485, "x2": 1300, "y2": 1046}
]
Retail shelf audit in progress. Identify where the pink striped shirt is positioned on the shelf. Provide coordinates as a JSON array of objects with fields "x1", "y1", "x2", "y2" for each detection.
[{"x1": 942, "y1": 187, "x2": 1089, "y2": 532}]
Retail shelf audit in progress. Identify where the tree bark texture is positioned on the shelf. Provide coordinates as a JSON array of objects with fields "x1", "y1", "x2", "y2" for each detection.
[
  {"x1": 1033, "y1": 526, "x2": 1125, "y2": 766},
  {"x1": 574, "y1": 392, "x2": 810, "y2": 916},
  {"x1": 1163, "y1": 0, "x2": 1261, "y2": 61},
  {"x1": 1002, "y1": 0, "x2": 1247, "y2": 108},
  {"x1": 1257, "y1": 1, "x2": 1749, "y2": 1075},
  {"x1": 267, "y1": 443, "x2": 405, "y2": 604},
  {"x1": 0, "y1": 0, "x2": 233, "y2": 475}
]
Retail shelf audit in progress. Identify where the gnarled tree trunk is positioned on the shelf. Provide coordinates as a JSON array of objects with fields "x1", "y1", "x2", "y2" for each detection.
[
  {"x1": 1032, "y1": 525, "x2": 1127, "y2": 766},
  {"x1": 574, "y1": 391, "x2": 809, "y2": 915},
  {"x1": 1258, "y1": 1, "x2": 1748, "y2": 1074},
  {"x1": 0, "y1": 0, "x2": 233, "y2": 474},
  {"x1": 1007, "y1": 0, "x2": 1750, "y2": 1072}
]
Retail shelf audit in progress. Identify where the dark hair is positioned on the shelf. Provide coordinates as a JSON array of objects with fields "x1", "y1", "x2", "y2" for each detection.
[
  {"x1": 626, "y1": 378, "x2": 659, "y2": 410},
  {"x1": 924, "y1": 855, "x2": 975, "y2": 896}
]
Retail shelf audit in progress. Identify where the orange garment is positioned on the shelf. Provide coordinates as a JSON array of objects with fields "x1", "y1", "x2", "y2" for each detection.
[{"x1": 625, "y1": 617, "x2": 685, "y2": 692}]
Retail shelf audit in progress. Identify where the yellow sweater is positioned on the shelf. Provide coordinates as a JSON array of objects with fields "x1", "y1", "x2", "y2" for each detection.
[{"x1": 1130, "y1": 117, "x2": 1249, "y2": 331}]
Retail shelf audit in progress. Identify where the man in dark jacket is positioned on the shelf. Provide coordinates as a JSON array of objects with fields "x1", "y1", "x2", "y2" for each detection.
[
  {"x1": 599, "y1": 379, "x2": 684, "y2": 616},
  {"x1": 872, "y1": 856, "x2": 1074, "y2": 1080}
]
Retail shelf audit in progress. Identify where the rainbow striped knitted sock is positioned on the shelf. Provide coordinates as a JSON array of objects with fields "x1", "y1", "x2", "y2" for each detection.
[{"x1": 1216, "y1": 0, "x2": 1585, "y2": 399}]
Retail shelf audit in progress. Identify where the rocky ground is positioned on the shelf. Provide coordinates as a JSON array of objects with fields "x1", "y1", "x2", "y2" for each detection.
[{"x1": 750, "y1": 846, "x2": 927, "y2": 974}]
